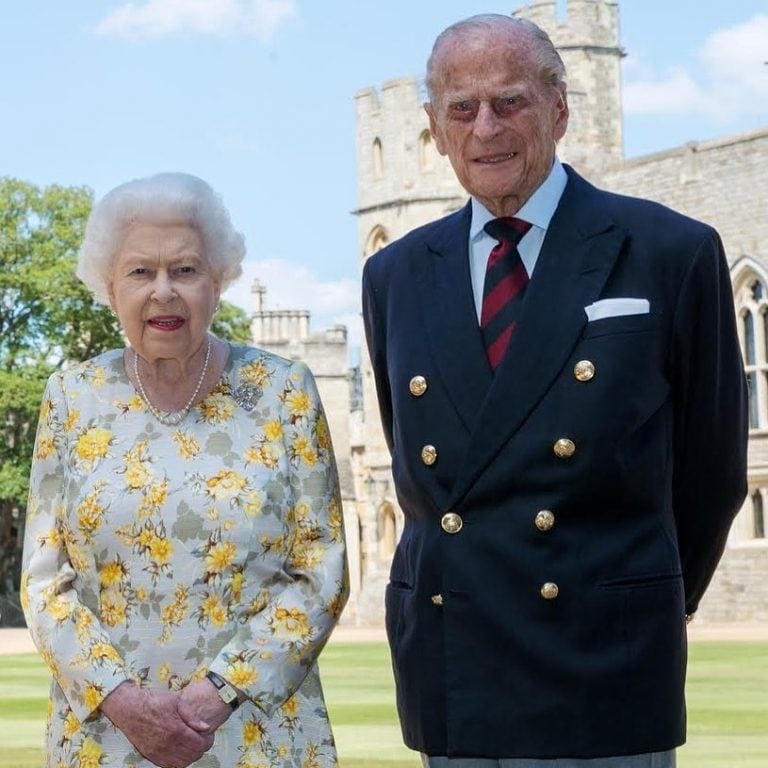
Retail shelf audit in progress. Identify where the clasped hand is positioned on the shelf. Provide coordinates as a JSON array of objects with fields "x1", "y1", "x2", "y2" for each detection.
[{"x1": 101, "y1": 680, "x2": 233, "y2": 767}]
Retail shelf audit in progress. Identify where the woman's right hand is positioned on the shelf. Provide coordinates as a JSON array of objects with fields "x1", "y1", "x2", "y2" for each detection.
[{"x1": 101, "y1": 682, "x2": 215, "y2": 768}]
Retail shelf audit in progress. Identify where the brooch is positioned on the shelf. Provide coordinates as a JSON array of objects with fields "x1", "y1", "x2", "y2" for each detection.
[{"x1": 233, "y1": 383, "x2": 263, "y2": 411}]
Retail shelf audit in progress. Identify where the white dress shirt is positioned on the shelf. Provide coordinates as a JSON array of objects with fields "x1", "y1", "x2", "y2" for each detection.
[{"x1": 468, "y1": 158, "x2": 568, "y2": 322}]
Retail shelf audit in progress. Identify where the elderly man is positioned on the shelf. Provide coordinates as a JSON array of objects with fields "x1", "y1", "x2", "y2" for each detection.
[{"x1": 362, "y1": 13, "x2": 747, "y2": 768}]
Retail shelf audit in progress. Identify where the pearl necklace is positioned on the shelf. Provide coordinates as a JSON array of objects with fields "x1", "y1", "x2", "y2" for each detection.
[{"x1": 133, "y1": 336, "x2": 212, "y2": 426}]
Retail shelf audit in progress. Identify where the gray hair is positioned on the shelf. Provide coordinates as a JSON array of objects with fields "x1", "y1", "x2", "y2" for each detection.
[
  {"x1": 425, "y1": 14, "x2": 566, "y2": 104},
  {"x1": 77, "y1": 172, "x2": 246, "y2": 304}
]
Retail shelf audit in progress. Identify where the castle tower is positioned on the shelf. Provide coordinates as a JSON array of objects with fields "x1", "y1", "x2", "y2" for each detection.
[
  {"x1": 354, "y1": 77, "x2": 465, "y2": 252},
  {"x1": 517, "y1": 1, "x2": 624, "y2": 177}
]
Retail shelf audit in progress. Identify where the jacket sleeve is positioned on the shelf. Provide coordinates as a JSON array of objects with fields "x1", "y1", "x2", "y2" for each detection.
[
  {"x1": 671, "y1": 229, "x2": 748, "y2": 615},
  {"x1": 208, "y1": 361, "x2": 349, "y2": 715},
  {"x1": 21, "y1": 372, "x2": 130, "y2": 722},
  {"x1": 362, "y1": 259, "x2": 394, "y2": 454}
]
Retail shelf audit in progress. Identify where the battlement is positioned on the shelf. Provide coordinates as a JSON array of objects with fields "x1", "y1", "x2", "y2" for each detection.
[
  {"x1": 249, "y1": 279, "x2": 348, "y2": 349},
  {"x1": 517, "y1": 1, "x2": 620, "y2": 48},
  {"x1": 355, "y1": 77, "x2": 462, "y2": 213}
]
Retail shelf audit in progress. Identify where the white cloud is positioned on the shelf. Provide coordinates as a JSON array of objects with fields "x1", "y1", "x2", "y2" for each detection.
[
  {"x1": 222, "y1": 258, "x2": 363, "y2": 350},
  {"x1": 623, "y1": 66, "x2": 706, "y2": 116},
  {"x1": 699, "y1": 14, "x2": 768, "y2": 109},
  {"x1": 93, "y1": 0, "x2": 298, "y2": 41},
  {"x1": 623, "y1": 14, "x2": 768, "y2": 123}
]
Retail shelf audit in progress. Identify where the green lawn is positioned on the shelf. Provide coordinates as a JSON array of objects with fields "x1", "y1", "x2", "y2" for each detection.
[{"x1": 2, "y1": 641, "x2": 766, "y2": 768}]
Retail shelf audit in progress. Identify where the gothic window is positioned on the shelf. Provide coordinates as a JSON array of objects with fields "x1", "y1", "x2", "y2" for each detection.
[
  {"x1": 744, "y1": 312, "x2": 755, "y2": 365},
  {"x1": 373, "y1": 137, "x2": 384, "y2": 179},
  {"x1": 365, "y1": 225, "x2": 389, "y2": 258},
  {"x1": 358, "y1": 517, "x2": 367, "y2": 576},
  {"x1": 735, "y1": 274, "x2": 768, "y2": 430},
  {"x1": 378, "y1": 502, "x2": 397, "y2": 559},
  {"x1": 753, "y1": 490, "x2": 765, "y2": 539},
  {"x1": 419, "y1": 129, "x2": 436, "y2": 171}
]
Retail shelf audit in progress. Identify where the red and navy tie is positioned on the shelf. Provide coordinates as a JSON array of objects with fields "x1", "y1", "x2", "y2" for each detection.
[{"x1": 481, "y1": 217, "x2": 532, "y2": 370}]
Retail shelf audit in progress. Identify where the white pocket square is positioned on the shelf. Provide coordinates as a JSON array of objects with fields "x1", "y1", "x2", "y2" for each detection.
[{"x1": 584, "y1": 298, "x2": 650, "y2": 321}]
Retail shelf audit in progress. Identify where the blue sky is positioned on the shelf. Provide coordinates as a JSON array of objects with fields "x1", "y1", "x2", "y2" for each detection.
[{"x1": 2, "y1": 1, "x2": 767, "y2": 355}]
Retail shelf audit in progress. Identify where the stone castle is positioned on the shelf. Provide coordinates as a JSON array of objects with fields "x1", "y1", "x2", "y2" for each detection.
[{"x1": 252, "y1": 0, "x2": 768, "y2": 625}]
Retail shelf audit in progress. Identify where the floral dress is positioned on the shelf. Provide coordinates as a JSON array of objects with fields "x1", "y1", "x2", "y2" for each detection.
[{"x1": 21, "y1": 343, "x2": 349, "y2": 768}]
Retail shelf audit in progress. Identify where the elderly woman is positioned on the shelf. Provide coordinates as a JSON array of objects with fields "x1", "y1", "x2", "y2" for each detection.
[{"x1": 21, "y1": 172, "x2": 349, "y2": 768}]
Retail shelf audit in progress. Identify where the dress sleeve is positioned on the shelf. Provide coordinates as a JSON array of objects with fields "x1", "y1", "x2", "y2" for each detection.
[
  {"x1": 21, "y1": 371, "x2": 130, "y2": 722},
  {"x1": 208, "y1": 360, "x2": 349, "y2": 715}
]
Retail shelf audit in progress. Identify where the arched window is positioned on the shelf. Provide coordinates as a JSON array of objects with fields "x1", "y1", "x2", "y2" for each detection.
[
  {"x1": 373, "y1": 137, "x2": 384, "y2": 179},
  {"x1": 744, "y1": 312, "x2": 756, "y2": 365},
  {"x1": 419, "y1": 129, "x2": 436, "y2": 171},
  {"x1": 754, "y1": 490, "x2": 766, "y2": 539},
  {"x1": 365, "y1": 225, "x2": 389, "y2": 258},
  {"x1": 734, "y1": 269, "x2": 768, "y2": 430}
]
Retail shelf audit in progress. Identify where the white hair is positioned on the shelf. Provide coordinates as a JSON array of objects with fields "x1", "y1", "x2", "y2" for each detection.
[
  {"x1": 77, "y1": 172, "x2": 246, "y2": 304},
  {"x1": 426, "y1": 14, "x2": 566, "y2": 105}
]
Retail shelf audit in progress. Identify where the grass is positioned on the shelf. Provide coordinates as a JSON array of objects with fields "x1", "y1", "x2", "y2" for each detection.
[
  {"x1": 321, "y1": 643, "x2": 419, "y2": 767},
  {"x1": 1, "y1": 641, "x2": 766, "y2": 768}
]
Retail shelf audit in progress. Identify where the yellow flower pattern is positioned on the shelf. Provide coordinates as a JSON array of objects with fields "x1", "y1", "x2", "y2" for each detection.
[
  {"x1": 206, "y1": 468, "x2": 248, "y2": 501},
  {"x1": 171, "y1": 430, "x2": 200, "y2": 458},
  {"x1": 121, "y1": 442, "x2": 154, "y2": 490},
  {"x1": 76, "y1": 737, "x2": 103, "y2": 768},
  {"x1": 22, "y1": 344, "x2": 348, "y2": 768},
  {"x1": 74, "y1": 427, "x2": 113, "y2": 470}
]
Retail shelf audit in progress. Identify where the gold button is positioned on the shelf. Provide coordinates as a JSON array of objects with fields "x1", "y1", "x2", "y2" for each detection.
[
  {"x1": 540, "y1": 582, "x2": 559, "y2": 600},
  {"x1": 535, "y1": 510, "x2": 555, "y2": 531},
  {"x1": 421, "y1": 444, "x2": 438, "y2": 465},
  {"x1": 431, "y1": 594, "x2": 444, "y2": 606},
  {"x1": 553, "y1": 438, "x2": 576, "y2": 459},
  {"x1": 441, "y1": 512, "x2": 463, "y2": 534},
  {"x1": 409, "y1": 375, "x2": 428, "y2": 397},
  {"x1": 574, "y1": 360, "x2": 595, "y2": 382}
]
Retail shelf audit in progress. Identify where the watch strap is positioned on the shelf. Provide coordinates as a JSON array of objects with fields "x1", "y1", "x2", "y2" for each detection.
[{"x1": 206, "y1": 670, "x2": 240, "y2": 710}]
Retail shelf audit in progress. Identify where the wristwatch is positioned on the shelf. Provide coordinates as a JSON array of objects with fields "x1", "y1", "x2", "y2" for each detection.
[{"x1": 206, "y1": 671, "x2": 240, "y2": 710}]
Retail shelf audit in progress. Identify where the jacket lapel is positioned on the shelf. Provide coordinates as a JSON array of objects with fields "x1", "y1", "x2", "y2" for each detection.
[
  {"x1": 448, "y1": 170, "x2": 629, "y2": 506},
  {"x1": 416, "y1": 203, "x2": 493, "y2": 432}
]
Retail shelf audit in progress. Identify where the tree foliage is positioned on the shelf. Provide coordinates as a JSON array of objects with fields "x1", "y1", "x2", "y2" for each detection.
[
  {"x1": 0, "y1": 178, "x2": 124, "y2": 370},
  {"x1": 211, "y1": 300, "x2": 252, "y2": 344}
]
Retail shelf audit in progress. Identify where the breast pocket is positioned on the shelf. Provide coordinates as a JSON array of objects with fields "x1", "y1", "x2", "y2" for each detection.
[{"x1": 581, "y1": 311, "x2": 661, "y2": 339}]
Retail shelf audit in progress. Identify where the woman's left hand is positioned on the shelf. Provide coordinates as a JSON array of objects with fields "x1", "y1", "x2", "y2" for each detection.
[{"x1": 177, "y1": 680, "x2": 236, "y2": 736}]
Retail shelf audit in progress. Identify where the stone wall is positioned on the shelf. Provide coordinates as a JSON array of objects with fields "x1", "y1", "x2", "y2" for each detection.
[
  {"x1": 601, "y1": 129, "x2": 768, "y2": 268},
  {"x1": 697, "y1": 545, "x2": 768, "y2": 622}
]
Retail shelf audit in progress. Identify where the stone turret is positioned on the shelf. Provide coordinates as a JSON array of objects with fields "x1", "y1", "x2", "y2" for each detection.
[
  {"x1": 515, "y1": 1, "x2": 624, "y2": 178},
  {"x1": 354, "y1": 77, "x2": 465, "y2": 252}
]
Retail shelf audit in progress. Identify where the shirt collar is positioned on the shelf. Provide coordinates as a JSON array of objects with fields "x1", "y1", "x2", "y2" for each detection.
[{"x1": 470, "y1": 157, "x2": 568, "y2": 240}]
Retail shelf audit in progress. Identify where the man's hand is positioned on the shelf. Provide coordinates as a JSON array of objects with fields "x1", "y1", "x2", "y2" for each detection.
[
  {"x1": 101, "y1": 681, "x2": 214, "y2": 767},
  {"x1": 177, "y1": 679, "x2": 236, "y2": 737}
]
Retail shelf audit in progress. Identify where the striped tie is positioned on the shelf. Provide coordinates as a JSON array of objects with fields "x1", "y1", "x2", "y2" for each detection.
[{"x1": 481, "y1": 217, "x2": 532, "y2": 370}]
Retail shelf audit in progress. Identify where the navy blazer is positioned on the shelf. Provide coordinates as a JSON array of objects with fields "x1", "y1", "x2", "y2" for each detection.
[{"x1": 361, "y1": 166, "x2": 748, "y2": 759}]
